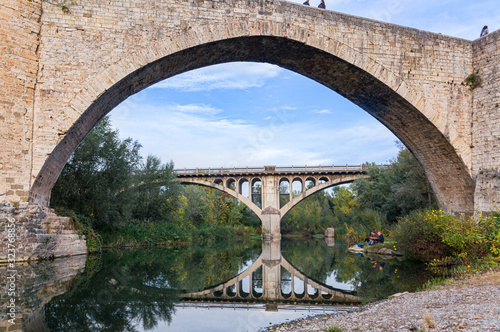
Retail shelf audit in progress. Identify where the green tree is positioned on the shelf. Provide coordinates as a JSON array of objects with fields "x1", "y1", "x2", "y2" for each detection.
[
  {"x1": 51, "y1": 116, "x2": 142, "y2": 229},
  {"x1": 133, "y1": 155, "x2": 182, "y2": 223},
  {"x1": 182, "y1": 186, "x2": 208, "y2": 226},
  {"x1": 353, "y1": 144, "x2": 436, "y2": 223},
  {"x1": 280, "y1": 144, "x2": 435, "y2": 238}
]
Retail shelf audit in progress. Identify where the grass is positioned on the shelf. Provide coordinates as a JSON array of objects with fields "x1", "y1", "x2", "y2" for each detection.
[
  {"x1": 360, "y1": 238, "x2": 404, "y2": 256},
  {"x1": 325, "y1": 326, "x2": 344, "y2": 332},
  {"x1": 99, "y1": 222, "x2": 260, "y2": 248},
  {"x1": 418, "y1": 264, "x2": 500, "y2": 291},
  {"x1": 365, "y1": 238, "x2": 398, "y2": 249},
  {"x1": 416, "y1": 277, "x2": 452, "y2": 291}
]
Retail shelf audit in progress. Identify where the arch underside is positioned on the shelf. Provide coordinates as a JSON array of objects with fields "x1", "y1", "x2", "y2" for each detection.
[
  {"x1": 280, "y1": 174, "x2": 366, "y2": 218},
  {"x1": 180, "y1": 179, "x2": 262, "y2": 218},
  {"x1": 30, "y1": 36, "x2": 474, "y2": 213}
]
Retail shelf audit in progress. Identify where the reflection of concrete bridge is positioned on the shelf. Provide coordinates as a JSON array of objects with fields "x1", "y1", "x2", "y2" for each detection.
[
  {"x1": 182, "y1": 239, "x2": 360, "y2": 304},
  {"x1": 175, "y1": 301, "x2": 355, "y2": 314},
  {"x1": 177, "y1": 165, "x2": 370, "y2": 238}
]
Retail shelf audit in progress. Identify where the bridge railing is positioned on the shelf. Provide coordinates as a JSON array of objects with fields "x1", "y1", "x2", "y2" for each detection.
[
  {"x1": 175, "y1": 167, "x2": 264, "y2": 174},
  {"x1": 174, "y1": 165, "x2": 379, "y2": 175},
  {"x1": 275, "y1": 165, "x2": 368, "y2": 172}
]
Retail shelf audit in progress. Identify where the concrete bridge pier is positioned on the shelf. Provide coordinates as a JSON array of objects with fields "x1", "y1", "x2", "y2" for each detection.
[
  {"x1": 261, "y1": 170, "x2": 282, "y2": 239},
  {"x1": 262, "y1": 209, "x2": 282, "y2": 240},
  {"x1": 261, "y1": 238, "x2": 282, "y2": 300},
  {"x1": 262, "y1": 238, "x2": 282, "y2": 261}
]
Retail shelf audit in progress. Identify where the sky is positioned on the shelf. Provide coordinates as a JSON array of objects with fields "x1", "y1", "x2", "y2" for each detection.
[{"x1": 110, "y1": 0, "x2": 500, "y2": 169}]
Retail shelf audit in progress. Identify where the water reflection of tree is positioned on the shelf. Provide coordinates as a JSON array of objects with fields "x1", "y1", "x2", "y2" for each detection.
[
  {"x1": 281, "y1": 238, "x2": 337, "y2": 283},
  {"x1": 45, "y1": 241, "x2": 260, "y2": 331},
  {"x1": 282, "y1": 238, "x2": 433, "y2": 303}
]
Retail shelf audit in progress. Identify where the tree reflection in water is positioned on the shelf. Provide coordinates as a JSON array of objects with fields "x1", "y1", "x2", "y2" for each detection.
[
  {"x1": 44, "y1": 240, "x2": 260, "y2": 331},
  {"x1": 44, "y1": 238, "x2": 433, "y2": 330}
]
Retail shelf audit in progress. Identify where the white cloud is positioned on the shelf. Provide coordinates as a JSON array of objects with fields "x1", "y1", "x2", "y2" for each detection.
[
  {"x1": 313, "y1": 109, "x2": 332, "y2": 114},
  {"x1": 152, "y1": 62, "x2": 282, "y2": 91},
  {"x1": 168, "y1": 103, "x2": 222, "y2": 115},
  {"x1": 111, "y1": 99, "x2": 398, "y2": 170}
]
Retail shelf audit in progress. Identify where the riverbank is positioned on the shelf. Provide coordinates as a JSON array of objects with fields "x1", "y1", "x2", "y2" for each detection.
[
  {"x1": 0, "y1": 202, "x2": 87, "y2": 262},
  {"x1": 265, "y1": 269, "x2": 500, "y2": 332}
]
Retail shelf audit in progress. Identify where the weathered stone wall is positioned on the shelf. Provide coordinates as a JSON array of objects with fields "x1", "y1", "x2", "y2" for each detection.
[
  {"x1": 30, "y1": 0, "x2": 474, "y2": 174},
  {"x1": 0, "y1": 202, "x2": 87, "y2": 262},
  {"x1": 0, "y1": 0, "x2": 41, "y2": 203},
  {"x1": 472, "y1": 30, "x2": 500, "y2": 213},
  {"x1": 27, "y1": 0, "x2": 476, "y2": 213},
  {"x1": 0, "y1": 0, "x2": 498, "y2": 214}
]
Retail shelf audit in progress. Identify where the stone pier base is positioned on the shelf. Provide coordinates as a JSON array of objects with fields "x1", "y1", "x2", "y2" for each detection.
[{"x1": 0, "y1": 202, "x2": 87, "y2": 262}]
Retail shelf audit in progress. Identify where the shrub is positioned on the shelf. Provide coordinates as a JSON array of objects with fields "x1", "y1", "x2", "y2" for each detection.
[
  {"x1": 435, "y1": 212, "x2": 488, "y2": 261},
  {"x1": 462, "y1": 71, "x2": 483, "y2": 91},
  {"x1": 394, "y1": 209, "x2": 500, "y2": 264},
  {"x1": 393, "y1": 210, "x2": 453, "y2": 262},
  {"x1": 480, "y1": 213, "x2": 500, "y2": 257}
]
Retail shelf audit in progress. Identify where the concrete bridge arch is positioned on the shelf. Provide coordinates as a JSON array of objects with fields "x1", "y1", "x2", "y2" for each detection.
[
  {"x1": 2, "y1": 0, "x2": 499, "y2": 214},
  {"x1": 178, "y1": 166, "x2": 369, "y2": 237}
]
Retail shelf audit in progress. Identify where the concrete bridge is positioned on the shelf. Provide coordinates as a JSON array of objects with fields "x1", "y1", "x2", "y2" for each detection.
[
  {"x1": 1, "y1": 0, "x2": 500, "y2": 217},
  {"x1": 182, "y1": 239, "x2": 361, "y2": 304},
  {"x1": 177, "y1": 165, "x2": 370, "y2": 238}
]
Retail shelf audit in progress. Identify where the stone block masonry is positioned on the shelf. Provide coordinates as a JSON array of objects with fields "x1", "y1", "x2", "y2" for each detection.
[
  {"x1": 472, "y1": 31, "x2": 500, "y2": 213},
  {"x1": 0, "y1": 202, "x2": 87, "y2": 262},
  {"x1": 0, "y1": 0, "x2": 41, "y2": 203},
  {"x1": 0, "y1": 0, "x2": 499, "y2": 219}
]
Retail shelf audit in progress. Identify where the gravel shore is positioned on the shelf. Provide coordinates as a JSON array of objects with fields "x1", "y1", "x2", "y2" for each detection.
[{"x1": 265, "y1": 270, "x2": 500, "y2": 332}]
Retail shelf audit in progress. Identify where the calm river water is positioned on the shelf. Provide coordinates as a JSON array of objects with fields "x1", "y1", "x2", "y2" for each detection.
[{"x1": 8, "y1": 237, "x2": 434, "y2": 331}]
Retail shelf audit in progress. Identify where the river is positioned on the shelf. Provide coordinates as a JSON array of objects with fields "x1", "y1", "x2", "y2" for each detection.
[{"x1": 3, "y1": 237, "x2": 434, "y2": 331}]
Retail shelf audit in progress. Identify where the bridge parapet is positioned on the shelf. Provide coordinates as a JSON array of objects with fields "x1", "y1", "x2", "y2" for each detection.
[{"x1": 175, "y1": 165, "x2": 375, "y2": 176}]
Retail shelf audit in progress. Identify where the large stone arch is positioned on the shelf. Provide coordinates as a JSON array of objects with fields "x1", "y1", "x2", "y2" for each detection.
[{"x1": 29, "y1": 25, "x2": 474, "y2": 213}]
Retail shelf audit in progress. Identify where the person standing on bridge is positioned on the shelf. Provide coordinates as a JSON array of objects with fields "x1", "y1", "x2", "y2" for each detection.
[
  {"x1": 318, "y1": 0, "x2": 326, "y2": 9},
  {"x1": 303, "y1": 0, "x2": 310, "y2": 5},
  {"x1": 480, "y1": 25, "x2": 489, "y2": 37}
]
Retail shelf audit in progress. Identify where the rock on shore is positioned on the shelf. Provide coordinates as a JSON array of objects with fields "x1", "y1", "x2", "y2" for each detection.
[{"x1": 265, "y1": 270, "x2": 500, "y2": 332}]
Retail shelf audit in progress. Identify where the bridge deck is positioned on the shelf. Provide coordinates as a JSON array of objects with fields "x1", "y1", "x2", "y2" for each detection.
[{"x1": 175, "y1": 165, "x2": 373, "y2": 177}]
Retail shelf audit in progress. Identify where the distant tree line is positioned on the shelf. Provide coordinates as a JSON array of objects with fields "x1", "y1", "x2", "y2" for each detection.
[
  {"x1": 51, "y1": 116, "x2": 437, "y2": 246},
  {"x1": 281, "y1": 143, "x2": 438, "y2": 239},
  {"x1": 51, "y1": 116, "x2": 259, "y2": 246}
]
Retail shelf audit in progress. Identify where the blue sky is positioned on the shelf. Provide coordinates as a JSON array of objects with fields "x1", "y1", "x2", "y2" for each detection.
[{"x1": 110, "y1": 0, "x2": 499, "y2": 169}]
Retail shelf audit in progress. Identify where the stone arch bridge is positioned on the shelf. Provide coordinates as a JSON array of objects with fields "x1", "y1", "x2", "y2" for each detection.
[
  {"x1": 177, "y1": 165, "x2": 370, "y2": 238},
  {"x1": 1, "y1": 0, "x2": 499, "y2": 216}
]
